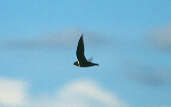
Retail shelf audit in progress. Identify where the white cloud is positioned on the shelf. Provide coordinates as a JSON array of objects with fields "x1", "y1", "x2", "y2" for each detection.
[
  {"x1": 55, "y1": 80, "x2": 126, "y2": 107},
  {"x1": 0, "y1": 77, "x2": 27, "y2": 106},
  {"x1": 0, "y1": 77, "x2": 128, "y2": 107}
]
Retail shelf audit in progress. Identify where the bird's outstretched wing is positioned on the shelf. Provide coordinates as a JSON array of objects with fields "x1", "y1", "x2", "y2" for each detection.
[{"x1": 76, "y1": 34, "x2": 87, "y2": 64}]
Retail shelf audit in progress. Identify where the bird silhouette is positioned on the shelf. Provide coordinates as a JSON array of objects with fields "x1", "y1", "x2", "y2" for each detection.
[{"x1": 74, "y1": 34, "x2": 99, "y2": 67}]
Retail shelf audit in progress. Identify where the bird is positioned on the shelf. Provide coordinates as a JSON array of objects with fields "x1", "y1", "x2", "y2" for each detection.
[{"x1": 74, "y1": 34, "x2": 99, "y2": 67}]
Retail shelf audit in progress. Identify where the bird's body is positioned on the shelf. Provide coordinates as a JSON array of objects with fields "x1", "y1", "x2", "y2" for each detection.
[
  {"x1": 74, "y1": 61, "x2": 98, "y2": 67},
  {"x1": 74, "y1": 34, "x2": 99, "y2": 67}
]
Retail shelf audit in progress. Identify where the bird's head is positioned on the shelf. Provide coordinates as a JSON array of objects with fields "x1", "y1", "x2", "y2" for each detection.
[{"x1": 74, "y1": 61, "x2": 80, "y2": 66}]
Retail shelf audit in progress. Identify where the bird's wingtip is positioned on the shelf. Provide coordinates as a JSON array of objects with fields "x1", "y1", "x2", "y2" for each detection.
[{"x1": 81, "y1": 33, "x2": 84, "y2": 37}]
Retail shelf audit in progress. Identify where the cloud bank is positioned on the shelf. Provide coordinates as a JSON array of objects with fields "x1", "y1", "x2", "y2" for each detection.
[{"x1": 0, "y1": 77, "x2": 127, "y2": 107}]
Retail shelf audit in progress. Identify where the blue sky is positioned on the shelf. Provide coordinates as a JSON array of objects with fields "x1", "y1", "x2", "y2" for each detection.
[{"x1": 0, "y1": 0, "x2": 171, "y2": 107}]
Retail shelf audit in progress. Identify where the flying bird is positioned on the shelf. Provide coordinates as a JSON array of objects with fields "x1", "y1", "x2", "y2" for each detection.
[{"x1": 74, "y1": 34, "x2": 99, "y2": 67}]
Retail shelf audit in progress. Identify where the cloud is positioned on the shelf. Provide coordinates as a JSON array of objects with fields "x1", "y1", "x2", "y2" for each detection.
[
  {"x1": 124, "y1": 63, "x2": 171, "y2": 86},
  {"x1": 54, "y1": 80, "x2": 127, "y2": 107},
  {"x1": 29, "y1": 79, "x2": 128, "y2": 107},
  {"x1": 0, "y1": 77, "x2": 27, "y2": 106},
  {"x1": 0, "y1": 29, "x2": 108, "y2": 50},
  {"x1": 0, "y1": 78, "x2": 128, "y2": 107},
  {"x1": 149, "y1": 24, "x2": 171, "y2": 51}
]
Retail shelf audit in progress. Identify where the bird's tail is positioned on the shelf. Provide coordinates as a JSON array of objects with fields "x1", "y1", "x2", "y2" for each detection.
[{"x1": 92, "y1": 63, "x2": 99, "y2": 66}]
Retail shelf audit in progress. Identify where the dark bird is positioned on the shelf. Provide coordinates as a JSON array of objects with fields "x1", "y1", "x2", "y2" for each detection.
[{"x1": 74, "y1": 34, "x2": 99, "y2": 67}]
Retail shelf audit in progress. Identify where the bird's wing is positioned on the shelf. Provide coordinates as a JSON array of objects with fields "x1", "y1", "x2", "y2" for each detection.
[{"x1": 76, "y1": 34, "x2": 87, "y2": 64}]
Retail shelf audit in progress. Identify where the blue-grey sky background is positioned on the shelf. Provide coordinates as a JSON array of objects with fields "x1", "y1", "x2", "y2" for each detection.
[{"x1": 0, "y1": 0, "x2": 171, "y2": 107}]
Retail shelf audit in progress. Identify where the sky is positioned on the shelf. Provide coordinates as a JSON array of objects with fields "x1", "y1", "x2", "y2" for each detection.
[{"x1": 0, "y1": 0, "x2": 171, "y2": 107}]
